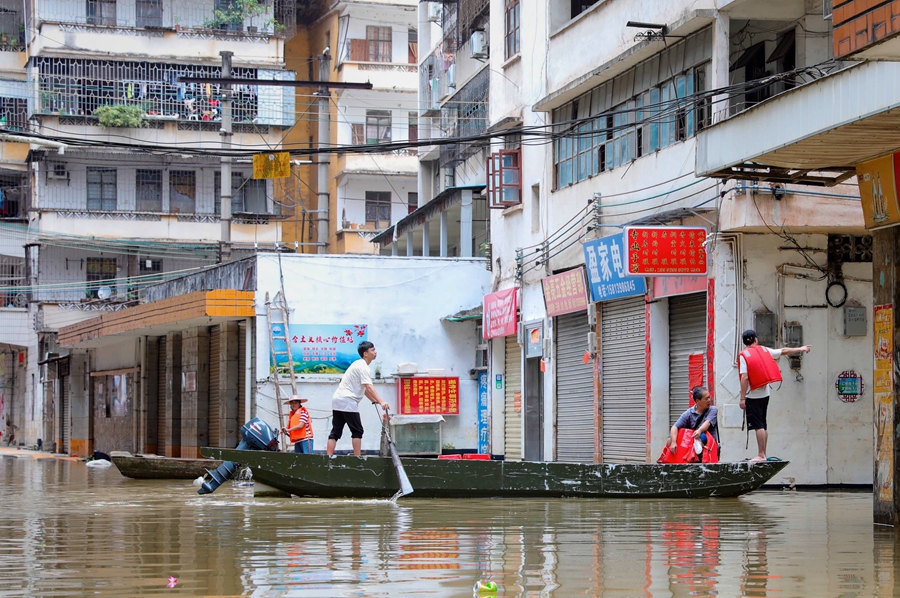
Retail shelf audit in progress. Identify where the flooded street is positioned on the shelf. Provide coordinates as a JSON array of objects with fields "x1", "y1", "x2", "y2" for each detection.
[{"x1": 2, "y1": 454, "x2": 898, "y2": 597}]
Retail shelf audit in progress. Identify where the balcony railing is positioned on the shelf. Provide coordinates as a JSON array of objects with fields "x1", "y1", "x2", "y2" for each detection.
[
  {"x1": 33, "y1": 57, "x2": 295, "y2": 128},
  {"x1": 35, "y1": 0, "x2": 296, "y2": 39},
  {"x1": 420, "y1": 50, "x2": 454, "y2": 114}
]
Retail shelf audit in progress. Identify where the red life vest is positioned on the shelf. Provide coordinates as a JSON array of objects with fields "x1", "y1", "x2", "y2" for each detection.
[
  {"x1": 657, "y1": 427, "x2": 720, "y2": 464},
  {"x1": 740, "y1": 345, "x2": 782, "y2": 391},
  {"x1": 287, "y1": 407, "x2": 312, "y2": 442}
]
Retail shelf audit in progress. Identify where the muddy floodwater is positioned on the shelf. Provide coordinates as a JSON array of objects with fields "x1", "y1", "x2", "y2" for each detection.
[{"x1": 2, "y1": 454, "x2": 899, "y2": 597}]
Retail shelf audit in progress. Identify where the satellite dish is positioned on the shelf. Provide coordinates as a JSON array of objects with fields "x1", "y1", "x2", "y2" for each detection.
[{"x1": 97, "y1": 286, "x2": 112, "y2": 300}]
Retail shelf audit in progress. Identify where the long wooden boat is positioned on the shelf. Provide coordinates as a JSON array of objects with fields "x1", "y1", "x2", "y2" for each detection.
[
  {"x1": 200, "y1": 448, "x2": 789, "y2": 499},
  {"x1": 110, "y1": 452, "x2": 223, "y2": 480}
]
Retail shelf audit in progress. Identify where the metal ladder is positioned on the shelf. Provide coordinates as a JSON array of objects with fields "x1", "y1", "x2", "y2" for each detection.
[{"x1": 265, "y1": 291, "x2": 297, "y2": 451}]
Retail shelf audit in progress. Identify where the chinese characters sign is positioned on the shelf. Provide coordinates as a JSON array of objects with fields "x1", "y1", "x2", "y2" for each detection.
[
  {"x1": 253, "y1": 152, "x2": 291, "y2": 179},
  {"x1": 398, "y1": 377, "x2": 460, "y2": 415},
  {"x1": 835, "y1": 370, "x2": 864, "y2": 403},
  {"x1": 583, "y1": 233, "x2": 646, "y2": 302},
  {"x1": 858, "y1": 152, "x2": 900, "y2": 229},
  {"x1": 874, "y1": 304, "x2": 893, "y2": 503},
  {"x1": 483, "y1": 288, "x2": 517, "y2": 339},
  {"x1": 625, "y1": 226, "x2": 708, "y2": 276},
  {"x1": 541, "y1": 268, "x2": 588, "y2": 316},
  {"x1": 271, "y1": 324, "x2": 368, "y2": 374},
  {"x1": 477, "y1": 372, "x2": 489, "y2": 454}
]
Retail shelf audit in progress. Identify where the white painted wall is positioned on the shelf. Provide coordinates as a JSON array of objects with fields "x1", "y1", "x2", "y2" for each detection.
[
  {"x1": 337, "y1": 175, "x2": 416, "y2": 230},
  {"x1": 712, "y1": 233, "x2": 874, "y2": 485},
  {"x1": 254, "y1": 254, "x2": 491, "y2": 453}
]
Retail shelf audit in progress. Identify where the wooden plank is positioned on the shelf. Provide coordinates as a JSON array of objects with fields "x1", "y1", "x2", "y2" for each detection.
[{"x1": 90, "y1": 366, "x2": 140, "y2": 377}]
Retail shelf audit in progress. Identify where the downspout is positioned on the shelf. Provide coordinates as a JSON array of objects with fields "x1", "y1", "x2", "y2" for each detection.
[
  {"x1": 244, "y1": 317, "x2": 252, "y2": 423},
  {"x1": 316, "y1": 50, "x2": 332, "y2": 254}
]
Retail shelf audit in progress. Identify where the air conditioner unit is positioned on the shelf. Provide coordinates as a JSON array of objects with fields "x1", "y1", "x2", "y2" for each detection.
[
  {"x1": 47, "y1": 163, "x2": 68, "y2": 180},
  {"x1": 470, "y1": 30, "x2": 487, "y2": 59},
  {"x1": 426, "y1": 1, "x2": 441, "y2": 23}
]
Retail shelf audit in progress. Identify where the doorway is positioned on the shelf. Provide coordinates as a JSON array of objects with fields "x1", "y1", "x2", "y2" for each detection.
[{"x1": 524, "y1": 356, "x2": 543, "y2": 461}]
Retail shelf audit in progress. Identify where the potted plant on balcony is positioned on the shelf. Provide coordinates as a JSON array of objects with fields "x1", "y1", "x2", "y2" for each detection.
[
  {"x1": 94, "y1": 105, "x2": 147, "y2": 128},
  {"x1": 211, "y1": 0, "x2": 267, "y2": 32}
]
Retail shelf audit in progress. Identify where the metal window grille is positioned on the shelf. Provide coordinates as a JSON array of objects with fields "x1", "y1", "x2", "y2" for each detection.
[
  {"x1": 169, "y1": 170, "x2": 196, "y2": 214},
  {"x1": 136, "y1": 0, "x2": 162, "y2": 27},
  {"x1": 86, "y1": 0, "x2": 116, "y2": 26},
  {"x1": 365, "y1": 191, "x2": 391, "y2": 227},
  {"x1": 86, "y1": 257, "x2": 117, "y2": 298},
  {"x1": 135, "y1": 169, "x2": 162, "y2": 212},
  {"x1": 215, "y1": 172, "x2": 268, "y2": 214},
  {"x1": 828, "y1": 235, "x2": 873, "y2": 263},
  {"x1": 440, "y1": 66, "x2": 488, "y2": 167},
  {"x1": 86, "y1": 168, "x2": 117, "y2": 211},
  {"x1": 139, "y1": 257, "x2": 162, "y2": 272},
  {"x1": 366, "y1": 26, "x2": 392, "y2": 63}
]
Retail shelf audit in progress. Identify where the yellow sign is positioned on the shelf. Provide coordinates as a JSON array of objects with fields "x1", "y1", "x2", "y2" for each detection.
[
  {"x1": 252, "y1": 152, "x2": 291, "y2": 179},
  {"x1": 857, "y1": 153, "x2": 900, "y2": 229},
  {"x1": 874, "y1": 304, "x2": 894, "y2": 503}
]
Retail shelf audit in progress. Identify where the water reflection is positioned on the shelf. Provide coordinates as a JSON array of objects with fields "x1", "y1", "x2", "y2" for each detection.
[{"x1": 0, "y1": 455, "x2": 893, "y2": 597}]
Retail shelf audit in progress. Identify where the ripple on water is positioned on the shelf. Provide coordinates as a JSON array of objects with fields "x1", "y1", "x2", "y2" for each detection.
[{"x1": 0, "y1": 457, "x2": 886, "y2": 597}]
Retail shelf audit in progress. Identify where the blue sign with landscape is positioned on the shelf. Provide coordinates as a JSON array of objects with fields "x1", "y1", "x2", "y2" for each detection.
[
  {"x1": 477, "y1": 371, "x2": 490, "y2": 455},
  {"x1": 583, "y1": 233, "x2": 646, "y2": 302},
  {"x1": 271, "y1": 324, "x2": 368, "y2": 374}
]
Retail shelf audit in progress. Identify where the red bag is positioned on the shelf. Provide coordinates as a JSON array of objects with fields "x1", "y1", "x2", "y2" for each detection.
[{"x1": 657, "y1": 428, "x2": 700, "y2": 464}]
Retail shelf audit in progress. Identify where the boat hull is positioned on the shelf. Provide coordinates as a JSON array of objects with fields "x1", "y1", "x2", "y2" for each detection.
[
  {"x1": 200, "y1": 449, "x2": 789, "y2": 499},
  {"x1": 111, "y1": 453, "x2": 223, "y2": 480}
]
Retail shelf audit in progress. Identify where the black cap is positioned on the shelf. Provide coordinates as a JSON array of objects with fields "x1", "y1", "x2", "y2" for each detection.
[{"x1": 742, "y1": 329, "x2": 758, "y2": 346}]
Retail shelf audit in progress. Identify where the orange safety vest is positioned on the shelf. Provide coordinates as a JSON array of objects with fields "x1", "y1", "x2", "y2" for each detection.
[
  {"x1": 740, "y1": 345, "x2": 782, "y2": 391},
  {"x1": 288, "y1": 407, "x2": 313, "y2": 442}
]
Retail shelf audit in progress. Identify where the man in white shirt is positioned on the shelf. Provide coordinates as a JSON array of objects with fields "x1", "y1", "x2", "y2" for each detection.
[
  {"x1": 738, "y1": 329, "x2": 810, "y2": 462},
  {"x1": 326, "y1": 341, "x2": 390, "y2": 456}
]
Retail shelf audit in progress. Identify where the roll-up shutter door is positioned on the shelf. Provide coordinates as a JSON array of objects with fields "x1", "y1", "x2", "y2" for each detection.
[
  {"x1": 504, "y1": 335, "x2": 523, "y2": 462},
  {"x1": 556, "y1": 312, "x2": 595, "y2": 463},
  {"x1": 157, "y1": 336, "x2": 167, "y2": 453},
  {"x1": 600, "y1": 296, "x2": 647, "y2": 463},
  {"x1": 209, "y1": 325, "x2": 221, "y2": 447},
  {"x1": 238, "y1": 322, "x2": 246, "y2": 427},
  {"x1": 60, "y1": 376, "x2": 70, "y2": 454},
  {"x1": 668, "y1": 293, "x2": 707, "y2": 426}
]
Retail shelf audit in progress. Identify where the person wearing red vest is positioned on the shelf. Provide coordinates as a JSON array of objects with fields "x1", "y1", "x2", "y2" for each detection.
[
  {"x1": 738, "y1": 329, "x2": 810, "y2": 462},
  {"x1": 281, "y1": 396, "x2": 314, "y2": 454}
]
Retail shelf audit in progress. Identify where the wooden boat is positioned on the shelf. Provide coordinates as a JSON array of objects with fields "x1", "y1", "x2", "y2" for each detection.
[
  {"x1": 110, "y1": 451, "x2": 223, "y2": 480},
  {"x1": 200, "y1": 448, "x2": 789, "y2": 499}
]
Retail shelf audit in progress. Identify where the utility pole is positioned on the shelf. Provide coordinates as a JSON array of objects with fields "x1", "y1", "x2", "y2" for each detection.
[
  {"x1": 316, "y1": 49, "x2": 331, "y2": 254},
  {"x1": 219, "y1": 51, "x2": 234, "y2": 259}
]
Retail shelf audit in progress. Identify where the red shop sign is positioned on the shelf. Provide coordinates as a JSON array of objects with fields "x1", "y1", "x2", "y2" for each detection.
[
  {"x1": 483, "y1": 287, "x2": 517, "y2": 339},
  {"x1": 397, "y1": 377, "x2": 460, "y2": 415},
  {"x1": 541, "y1": 267, "x2": 588, "y2": 317},
  {"x1": 625, "y1": 226, "x2": 708, "y2": 276}
]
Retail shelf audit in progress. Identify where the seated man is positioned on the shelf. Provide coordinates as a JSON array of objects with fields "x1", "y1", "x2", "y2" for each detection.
[{"x1": 667, "y1": 386, "x2": 719, "y2": 462}]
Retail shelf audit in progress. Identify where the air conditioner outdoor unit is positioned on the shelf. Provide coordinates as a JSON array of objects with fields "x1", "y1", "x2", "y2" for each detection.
[
  {"x1": 47, "y1": 163, "x2": 68, "y2": 180},
  {"x1": 470, "y1": 30, "x2": 487, "y2": 59},
  {"x1": 426, "y1": 2, "x2": 441, "y2": 22}
]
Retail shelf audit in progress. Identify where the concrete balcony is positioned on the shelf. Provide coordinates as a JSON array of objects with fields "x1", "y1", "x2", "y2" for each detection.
[
  {"x1": 338, "y1": 151, "x2": 418, "y2": 177},
  {"x1": 338, "y1": 61, "x2": 417, "y2": 91},
  {"x1": 696, "y1": 61, "x2": 900, "y2": 185},
  {"x1": 0, "y1": 307, "x2": 29, "y2": 346}
]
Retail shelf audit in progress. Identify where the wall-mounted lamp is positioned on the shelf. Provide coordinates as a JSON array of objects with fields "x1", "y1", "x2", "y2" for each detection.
[{"x1": 626, "y1": 21, "x2": 670, "y2": 42}]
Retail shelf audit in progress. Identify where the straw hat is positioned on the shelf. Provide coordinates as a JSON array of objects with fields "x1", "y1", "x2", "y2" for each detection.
[{"x1": 283, "y1": 395, "x2": 309, "y2": 405}]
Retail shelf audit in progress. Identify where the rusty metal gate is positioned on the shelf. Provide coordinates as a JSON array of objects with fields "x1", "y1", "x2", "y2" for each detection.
[{"x1": 209, "y1": 326, "x2": 221, "y2": 447}]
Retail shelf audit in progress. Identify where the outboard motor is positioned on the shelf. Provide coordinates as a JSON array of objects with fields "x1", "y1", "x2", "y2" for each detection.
[{"x1": 198, "y1": 418, "x2": 280, "y2": 495}]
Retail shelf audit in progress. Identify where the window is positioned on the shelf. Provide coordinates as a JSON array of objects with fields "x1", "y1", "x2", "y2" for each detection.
[
  {"x1": 365, "y1": 110, "x2": 391, "y2": 144},
  {"x1": 365, "y1": 191, "x2": 391, "y2": 227},
  {"x1": 487, "y1": 149, "x2": 521, "y2": 209},
  {"x1": 136, "y1": 0, "x2": 162, "y2": 27},
  {"x1": 571, "y1": 0, "x2": 599, "y2": 19},
  {"x1": 552, "y1": 27, "x2": 712, "y2": 188},
  {"x1": 408, "y1": 28, "x2": 418, "y2": 64},
  {"x1": 86, "y1": 257, "x2": 116, "y2": 298},
  {"x1": 408, "y1": 112, "x2": 418, "y2": 143},
  {"x1": 215, "y1": 172, "x2": 268, "y2": 214},
  {"x1": 139, "y1": 257, "x2": 162, "y2": 272},
  {"x1": 135, "y1": 169, "x2": 162, "y2": 212},
  {"x1": 366, "y1": 26, "x2": 392, "y2": 62},
  {"x1": 505, "y1": 0, "x2": 520, "y2": 59},
  {"x1": 87, "y1": 168, "x2": 117, "y2": 211},
  {"x1": 0, "y1": 98, "x2": 27, "y2": 131},
  {"x1": 169, "y1": 170, "x2": 195, "y2": 214},
  {"x1": 352, "y1": 123, "x2": 365, "y2": 145},
  {"x1": 408, "y1": 192, "x2": 418, "y2": 215},
  {"x1": 86, "y1": 0, "x2": 117, "y2": 26}
]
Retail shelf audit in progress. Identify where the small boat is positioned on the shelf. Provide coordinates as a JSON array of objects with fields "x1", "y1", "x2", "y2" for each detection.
[
  {"x1": 110, "y1": 451, "x2": 223, "y2": 480},
  {"x1": 200, "y1": 448, "x2": 789, "y2": 499}
]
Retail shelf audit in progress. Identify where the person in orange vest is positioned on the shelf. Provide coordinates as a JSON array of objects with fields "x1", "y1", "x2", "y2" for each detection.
[
  {"x1": 739, "y1": 329, "x2": 810, "y2": 462},
  {"x1": 281, "y1": 396, "x2": 314, "y2": 454}
]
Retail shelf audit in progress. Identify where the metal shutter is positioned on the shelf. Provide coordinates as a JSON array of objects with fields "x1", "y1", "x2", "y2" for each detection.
[
  {"x1": 238, "y1": 321, "x2": 246, "y2": 427},
  {"x1": 600, "y1": 297, "x2": 647, "y2": 463},
  {"x1": 504, "y1": 335, "x2": 523, "y2": 461},
  {"x1": 668, "y1": 293, "x2": 707, "y2": 426},
  {"x1": 209, "y1": 325, "x2": 221, "y2": 447},
  {"x1": 555, "y1": 312, "x2": 595, "y2": 463},
  {"x1": 60, "y1": 376, "x2": 69, "y2": 454},
  {"x1": 157, "y1": 336, "x2": 167, "y2": 453}
]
